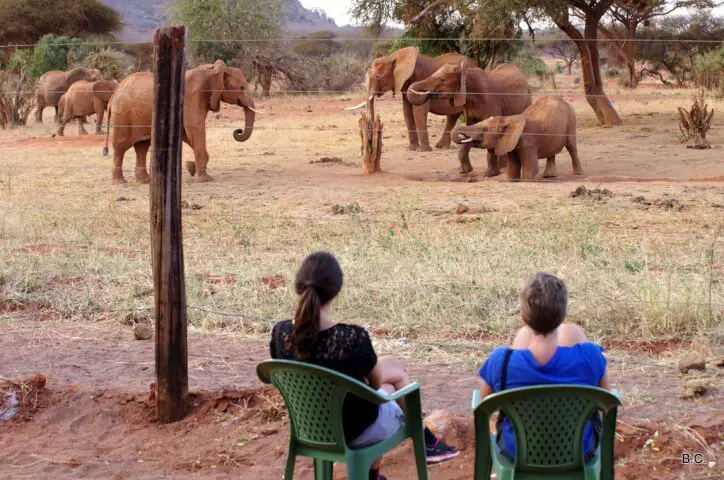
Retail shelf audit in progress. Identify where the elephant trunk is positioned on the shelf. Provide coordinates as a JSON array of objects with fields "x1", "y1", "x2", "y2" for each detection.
[
  {"x1": 233, "y1": 107, "x2": 255, "y2": 142},
  {"x1": 451, "y1": 125, "x2": 479, "y2": 145}
]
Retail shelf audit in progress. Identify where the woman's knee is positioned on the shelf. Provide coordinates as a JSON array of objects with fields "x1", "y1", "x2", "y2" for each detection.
[
  {"x1": 369, "y1": 356, "x2": 408, "y2": 388},
  {"x1": 558, "y1": 323, "x2": 587, "y2": 346}
]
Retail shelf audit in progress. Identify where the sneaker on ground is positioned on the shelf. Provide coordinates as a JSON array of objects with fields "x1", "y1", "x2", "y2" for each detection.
[{"x1": 425, "y1": 439, "x2": 460, "y2": 464}]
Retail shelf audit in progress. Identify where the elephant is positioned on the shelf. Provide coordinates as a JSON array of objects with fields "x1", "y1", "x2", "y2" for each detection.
[
  {"x1": 104, "y1": 59, "x2": 259, "y2": 184},
  {"x1": 35, "y1": 68, "x2": 103, "y2": 123},
  {"x1": 406, "y1": 62, "x2": 531, "y2": 176},
  {"x1": 57, "y1": 80, "x2": 118, "y2": 136},
  {"x1": 347, "y1": 46, "x2": 477, "y2": 152},
  {"x1": 451, "y1": 96, "x2": 583, "y2": 180}
]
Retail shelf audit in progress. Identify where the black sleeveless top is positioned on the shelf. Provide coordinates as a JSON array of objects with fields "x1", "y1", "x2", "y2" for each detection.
[{"x1": 269, "y1": 320, "x2": 379, "y2": 441}]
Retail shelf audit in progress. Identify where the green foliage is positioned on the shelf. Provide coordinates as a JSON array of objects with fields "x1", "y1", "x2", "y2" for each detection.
[
  {"x1": 7, "y1": 34, "x2": 83, "y2": 80},
  {"x1": 167, "y1": 0, "x2": 284, "y2": 65},
  {"x1": 293, "y1": 31, "x2": 342, "y2": 59},
  {"x1": 0, "y1": 0, "x2": 121, "y2": 46},
  {"x1": 514, "y1": 52, "x2": 547, "y2": 80},
  {"x1": 692, "y1": 45, "x2": 724, "y2": 98}
]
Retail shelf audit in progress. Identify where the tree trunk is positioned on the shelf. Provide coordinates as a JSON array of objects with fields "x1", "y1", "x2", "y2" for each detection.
[
  {"x1": 567, "y1": 61, "x2": 573, "y2": 75},
  {"x1": 624, "y1": 25, "x2": 638, "y2": 88},
  {"x1": 558, "y1": 18, "x2": 622, "y2": 126}
]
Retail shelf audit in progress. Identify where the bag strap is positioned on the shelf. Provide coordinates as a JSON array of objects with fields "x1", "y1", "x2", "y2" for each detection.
[{"x1": 500, "y1": 347, "x2": 514, "y2": 391}]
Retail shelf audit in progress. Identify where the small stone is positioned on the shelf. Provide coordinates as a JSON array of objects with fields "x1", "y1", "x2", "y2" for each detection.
[
  {"x1": 116, "y1": 196, "x2": 131, "y2": 202},
  {"x1": 395, "y1": 337, "x2": 411, "y2": 346},
  {"x1": 712, "y1": 356, "x2": 724, "y2": 368},
  {"x1": 133, "y1": 323, "x2": 153, "y2": 341},
  {"x1": 678, "y1": 354, "x2": 706, "y2": 374},
  {"x1": 679, "y1": 378, "x2": 710, "y2": 399},
  {"x1": 456, "y1": 204, "x2": 470, "y2": 214}
]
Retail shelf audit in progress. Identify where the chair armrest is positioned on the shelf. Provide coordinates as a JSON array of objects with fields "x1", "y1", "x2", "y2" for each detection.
[
  {"x1": 472, "y1": 389, "x2": 482, "y2": 410},
  {"x1": 611, "y1": 388, "x2": 621, "y2": 401},
  {"x1": 381, "y1": 382, "x2": 420, "y2": 402}
]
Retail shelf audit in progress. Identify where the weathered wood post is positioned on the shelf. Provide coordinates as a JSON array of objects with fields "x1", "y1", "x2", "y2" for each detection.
[
  {"x1": 150, "y1": 25, "x2": 188, "y2": 423},
  {"x1": 359, "y1": 96, "x2": 382, "y2": 174}
]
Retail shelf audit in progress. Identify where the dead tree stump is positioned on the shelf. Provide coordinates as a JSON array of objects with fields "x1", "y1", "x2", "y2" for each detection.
[{"x1": 359, "y1": 98, "x2": 382, "y2": 174}]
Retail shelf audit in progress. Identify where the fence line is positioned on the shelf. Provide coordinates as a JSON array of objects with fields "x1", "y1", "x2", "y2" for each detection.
[{"x1": 2, "y1": 37, "x2": 724, "y2": 49}]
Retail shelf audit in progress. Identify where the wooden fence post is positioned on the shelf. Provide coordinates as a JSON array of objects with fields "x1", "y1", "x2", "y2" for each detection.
[
  {"x1": 359, "y1": 97, "x2": 382, "y2": 174},
  {"x1": 151, "y1": 25, "x2": 188, "y2": 423}
]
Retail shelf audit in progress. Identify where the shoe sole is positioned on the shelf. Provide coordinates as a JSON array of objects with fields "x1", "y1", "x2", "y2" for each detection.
[{"x1": 426, "y1": 450, "x2": 460, "y2": 464}]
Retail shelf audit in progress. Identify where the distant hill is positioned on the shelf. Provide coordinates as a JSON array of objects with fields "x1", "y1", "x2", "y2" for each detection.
[{"x1": 102, "y1": 0, "x2": 345, "y2": 41}]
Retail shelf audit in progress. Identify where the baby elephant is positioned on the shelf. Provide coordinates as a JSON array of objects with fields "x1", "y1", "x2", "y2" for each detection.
[{"x1": 451, "y1": 96, "x2": 583, "y2": 180}]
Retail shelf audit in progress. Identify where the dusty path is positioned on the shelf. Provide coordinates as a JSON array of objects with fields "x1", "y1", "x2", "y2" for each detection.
[{"x1": 1, "y1": 320, "x2": 722, "y2": 479}]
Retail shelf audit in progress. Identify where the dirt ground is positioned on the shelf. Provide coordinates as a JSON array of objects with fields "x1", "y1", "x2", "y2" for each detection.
[
  {"x1": 0, "y1": 321, "x2": 722, "y2": 479},
  {"x1": 1, "y1": 88, "x2": 724, "y2": 478}
]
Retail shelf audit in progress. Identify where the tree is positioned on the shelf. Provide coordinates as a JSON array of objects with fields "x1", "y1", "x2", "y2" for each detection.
[
  {"x1": 293, "y1": 31, "x2": 342, "y2": 59},
  {"x1": 539, "y1": 37, "x2": 580, "y2": 74},
  {"x1": 637, "y1": 12, "x2": 724, "y2": 86},
  {"x1": 597, "y1": 0, "x2": 717, "y2": 88},
  {"x1": 355, "y1": 0, "x2": 623, "y2": 125},
  {"x1": 0, "y1": 0, "x2": 121, "y2": 46},
  {"x1": 166, "y1": 0, "x2": 284, "y2": 66}
]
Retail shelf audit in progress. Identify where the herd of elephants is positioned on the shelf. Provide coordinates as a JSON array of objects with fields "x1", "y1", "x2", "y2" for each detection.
[{"x1": 34, "y1": 46, "x2": 582, "y2": 184}]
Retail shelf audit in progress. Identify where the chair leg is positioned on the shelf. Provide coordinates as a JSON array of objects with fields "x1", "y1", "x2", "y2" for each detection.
[
  {"x1": 406, "y1": 391, "x2": 429, "y2": 480},
  {"x1": 314, "y1": 459, "x2": 333, "y2": 480},
  {"x1": 346, "y1": 455, "x2": 372, "y2": 480},
  {"x1": 284, "y1": 453, "x2": 296, "y2": 480}
]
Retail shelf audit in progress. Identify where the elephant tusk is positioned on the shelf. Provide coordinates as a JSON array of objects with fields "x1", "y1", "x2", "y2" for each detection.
[
  {"x1": 247, "y1": 106, "x2": 267, "y2": 114},
  {"x1": 408, "y1": 88, "x2": 429, "y2": 96},
  {"x1": 368, "y1": 95, "x2": 375, "y2": 101},
  {"x1": 459, "y1": 137, "x2": 474, "y2": 144},
  {"x1": 344, "y1": 101, "x2": 367, "y2": 111}
]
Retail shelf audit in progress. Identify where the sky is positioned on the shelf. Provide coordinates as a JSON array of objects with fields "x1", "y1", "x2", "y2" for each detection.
[{"x1": 299, "y1": 0, "x2": 358, "y2": 26}]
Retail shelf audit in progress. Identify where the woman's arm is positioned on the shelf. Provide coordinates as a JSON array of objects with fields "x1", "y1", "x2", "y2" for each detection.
[{"x1": 478, "y1": 377, "x2": 495, "y2": 398}]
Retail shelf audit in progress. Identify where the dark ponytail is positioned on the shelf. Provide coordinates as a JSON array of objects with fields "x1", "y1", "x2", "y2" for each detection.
[{"x1": 292, "y1": 251, "x2": 343, "y2": 360}]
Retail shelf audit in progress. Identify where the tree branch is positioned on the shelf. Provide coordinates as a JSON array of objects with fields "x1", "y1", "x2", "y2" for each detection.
[{"x1": 409, "y1": 0, "x2": 456, "y2": 24}]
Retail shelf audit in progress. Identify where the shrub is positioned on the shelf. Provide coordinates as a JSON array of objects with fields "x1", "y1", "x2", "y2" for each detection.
[
  {"x1": 574, "y1": 76, "x2": 581, "y2": 85},
  {"x1": 678, "y1": 89, "x2": 714, "y2": 146},
  {"x1": 79, "y1": 48, "x2": 133, "y2": 80},
  {"x1": 693, "y1": 46, "x2": 724, "y2": 98},
  {"x1": 22, "y1": 34, "x2": 82, "y2": 79},
  {"x1": 604, "y1": 67, "x2": 621, "y2": 79},
  {"x1": 514, "y1": 52, "x2": 547, "y2": 81},
  {"x1": 294, "y1": 53, "x2": 367, "y2": 93},
  {"x1": 0, "y1": 71, "x2": 36, "y2": 128}
]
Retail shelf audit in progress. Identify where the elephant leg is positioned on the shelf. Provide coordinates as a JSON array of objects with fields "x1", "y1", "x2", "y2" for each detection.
[
  {"x1": 54, "y1": 106, "x2": 59, "y2": 123},
  {"x1": 436, "y1": 114, "x2": 459, "y2": 149},
  {"x1": 112, "y1": 148, "x2": 127, "y2": 184},
  {"x1": 520, "y1": 151, "x2": 539, "y2": 180},
  {"x1": 542, "y1": 156, "x2": 557, "y2": 178},
  {"x1": 95, "y1": 106, "x2": 105, "y2": 135},
  {"x1": 133, "y1": 141, "x2": 151, "y2": 184},
  {"x1": 497, "y1": 152, "x2": 509, "y2": 170},
  {"x1": 402, "y1": 98, "x2": 419, "y2": 151},
  {"x1": 485, "y1": 150, "x2": 501, "y2": 178},
  {"x1": 507, "y1": 153, "x2": 522, "y2": 180},
  {"x1": 187, "y1": 131, "x2": 213, "y2": 183},
  {"x1": 35, "y1": 96, "x2": 45, "y2": 123},
  {"x1": 567, "y1": 142, "x2": 584, "y2": 175},
  {"x1": 412, "y1": 103, "x2": 432, "y2": 152},
  {"x1": 457, "y1": 143, "x2": 474, "y2": 174},
  {"x1": 78, "y1": 117, "x2": 89, "y2": 136},
  {"x1": 56, "y1": 116, "x2": 67, "y2": 136}
]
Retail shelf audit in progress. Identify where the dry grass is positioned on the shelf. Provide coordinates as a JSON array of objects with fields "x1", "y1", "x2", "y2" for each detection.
[{"x1": 1, "y1": 87, "x2": 724, "y2": 361}]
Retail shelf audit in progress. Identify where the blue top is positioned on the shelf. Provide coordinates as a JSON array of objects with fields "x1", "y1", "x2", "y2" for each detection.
[{"x1": 478, "y1": 342, "x2": 607, "y2": 458}]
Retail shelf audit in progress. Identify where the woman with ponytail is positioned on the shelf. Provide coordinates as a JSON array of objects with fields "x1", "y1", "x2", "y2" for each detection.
[{"x1": 270, "y1": 252, "x2": 458, "y2": 480}]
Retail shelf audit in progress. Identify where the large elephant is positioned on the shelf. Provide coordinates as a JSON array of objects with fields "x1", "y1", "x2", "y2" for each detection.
[
  {"x1": 451, "y1": 97, "x2": 583, "y2": 180},
  {"x1": 407, "y1": 63, "x2": 531, "y2": 176},
  {"x1": 35, "y1": 68, "x2": 103, "y2": 123},
  {"x1": 57, "y1": 80, "x2": 118, "y2": 136},
  {"x1": 104, "y1": 60, "x2": 258, "y2": 184},
  {"x1": 348, "y1": 46, "x2": 477, "y2": 152}
]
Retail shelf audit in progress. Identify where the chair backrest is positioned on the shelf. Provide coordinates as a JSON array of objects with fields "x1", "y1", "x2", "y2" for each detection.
[
  {"x1": 257, "y1": 359, "x2": 385, "y2": 453},
  {"x1": 475, "y1": 385, "x2": 620, "y2": 473}
]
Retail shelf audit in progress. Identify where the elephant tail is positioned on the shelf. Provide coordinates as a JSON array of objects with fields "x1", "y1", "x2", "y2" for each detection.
[{"x1": 102, "y1": 102, "x2": 111, "y2": 157}]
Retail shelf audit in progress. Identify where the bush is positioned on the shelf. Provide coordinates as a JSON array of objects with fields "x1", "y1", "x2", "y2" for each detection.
[
  {"x1": 0, "y1": 71, "x2": 36, "y2": 128},
  {"x1": 693, "y1": 45, "x2": 724, "y2": 98},
  {"x1": 514, "y1": 52, "x2": 547, "y2": 81},
  {"x1": 79, "y1": 48, "x2": 133, "y2": 80},
  {"x1": 617, "y1": 75, "x2": 630, "y2": 87},
  {"x1": 295, "y1": 53, "x2": 367, "y2": 93},
  {"x1": 22, "y1": 34, "x2": 82, "y2": 79},
  {"x1": 604, "y1": 67, "x2": 622, "y2": 79}
]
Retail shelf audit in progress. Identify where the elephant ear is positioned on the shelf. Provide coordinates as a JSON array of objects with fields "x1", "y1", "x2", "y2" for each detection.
[
  {"x1": 65, "y1": 68, "x2": 88, "y2": 85},
  {"x1": 209, "y1": 59, "x2": 227, "y2": 112},
  {"x1": 392, "y1": 46, "x2": 419, "y2": 94},
  {"x1": 454, "y1": 61, "x2": 467, "y2": 108},
  {"x1": 495, "y1": 115, "x2": 526, "y2": 157}
]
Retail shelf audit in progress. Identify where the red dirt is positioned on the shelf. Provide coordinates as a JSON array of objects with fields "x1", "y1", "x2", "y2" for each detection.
[
  {"x1": 1, "y1": 134, "x2": 106, "y2": 150},
  {"x1": 604, "y1": 339, "x2": 694, "y2": 356},
  {"x1": 261, "y1": 274, "x2": 287, "y2": 289},
  {"x1": 1, "y1": 322, "x2": 722, "y2": 479}
]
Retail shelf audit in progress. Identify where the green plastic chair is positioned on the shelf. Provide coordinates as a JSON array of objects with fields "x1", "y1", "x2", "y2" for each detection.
[
  {"x1": 257, "y1": 359, "x2": 428, "y2": 480},
  {"x1": 471, "y1": 385, "x2": 621, "y2": 480}
]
